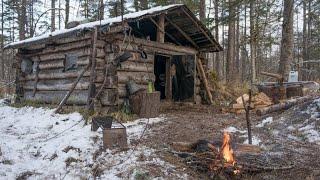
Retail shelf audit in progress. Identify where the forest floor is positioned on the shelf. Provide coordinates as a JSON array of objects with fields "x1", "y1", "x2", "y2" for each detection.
[{"x1": 0, "y1": 96, "x2": 319, "y2": 179}]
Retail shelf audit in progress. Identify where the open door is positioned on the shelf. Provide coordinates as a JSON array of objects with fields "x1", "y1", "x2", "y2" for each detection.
[{"x1": 154, "y1": 54, "x2": 195, "y2": 102}]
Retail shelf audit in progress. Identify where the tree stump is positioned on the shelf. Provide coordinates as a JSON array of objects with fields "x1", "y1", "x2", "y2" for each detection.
[{"x1": 129, "y1": 91, "x2": 160, "y2": 118}]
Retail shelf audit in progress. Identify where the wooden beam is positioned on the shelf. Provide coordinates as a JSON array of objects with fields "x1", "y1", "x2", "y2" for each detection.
[
  {"x1": 165, "y1": 17, "x2": 199, "y2": 49},
  {"x1": 196, "y1": 58, "x2": 213, "y2": 104},
  {"x1": 149, "y1": 17, "x2": 182, "y2": 46},
  {"x1": 114, "y1": 34, "x2": 197, "y2": 54},
  {"x1": 181, "y1": 7, "x2": 220, "y2": 51},
  {"x1": 157, "y1": 14, "x2": 165, "y2": 43},
  {"x1": 86, "y1": 26, "x2": 98, "y2": 112}
]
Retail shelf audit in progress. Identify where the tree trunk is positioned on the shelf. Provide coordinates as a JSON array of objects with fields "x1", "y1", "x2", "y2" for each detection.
[
  {"x1": 226, "y1": 0, "x2": 235, "y2": 82},
  {"x1": 235, "y1": 5, "x2": 240, "y2": 82},
  {"x1": 51, "y1": 0, "x2": 55, "y2": 32},
  {"x1": 99, "y1": 0, "x2": 104, "y2": 20},
  {"x1": 214, "y1": 0, "x2": 220, "y2": 78},
  {"x1": 18, "y1": 0, "x2": 26, "y2": 40},
  {"x1": 241, "y1": 4, "x2": 247, "y2": 82},
  {"x1": 250, "y1": 1, "x2": 256, "y2": 82},
  {"x1": 1, "y1": 0, "x2": 4, "y2": 79},
  {"x1": 278, "y1": 0, "x2": 294, "y2": 80},
  {"x1": 199, "y1": 0, "x2": 206, "y2": 22},
  {"x1": 133, "y1": 0, "x2": 139, "y2": 12},
  {"x1": 65, "y1": 0, "x2": 70, "y2": 27},
  {"x1": 140, "y1": 0, "x2": 148, "y2": 10}
]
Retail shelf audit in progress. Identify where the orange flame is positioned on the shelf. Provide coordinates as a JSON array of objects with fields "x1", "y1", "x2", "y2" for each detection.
[{"x1": 221, "y1": 131, "x2": 235, "y2": 166}]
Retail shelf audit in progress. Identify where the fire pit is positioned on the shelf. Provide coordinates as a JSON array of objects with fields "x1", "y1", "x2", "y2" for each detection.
[{"x1": 170, "y1": 132, "x2": 294, "y2": 178}]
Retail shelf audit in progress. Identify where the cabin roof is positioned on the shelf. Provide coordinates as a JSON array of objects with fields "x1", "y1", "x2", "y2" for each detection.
[{"x1": 5, "y1": 4, "x2": 222, "y2": 52}]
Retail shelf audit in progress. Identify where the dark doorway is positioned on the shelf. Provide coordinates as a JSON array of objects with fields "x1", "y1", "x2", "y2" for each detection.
[
  {"x1": 154, "y1": 55, "x2": 168, "y2": 99},
  {"x1": 172, "y1": 55, "x2": 195, "y2": 101}
]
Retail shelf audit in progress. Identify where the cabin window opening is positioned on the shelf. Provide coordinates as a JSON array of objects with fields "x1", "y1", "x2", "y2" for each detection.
[
  {"x1": 154, "y1": 55, "x2": 168, "y2": 99},
  {"x1": 64, "y1": 54, "x2": 78, "y2": 71},
  {"x1": 21, "y1": 58, "x2": 33, "y2": 74}
]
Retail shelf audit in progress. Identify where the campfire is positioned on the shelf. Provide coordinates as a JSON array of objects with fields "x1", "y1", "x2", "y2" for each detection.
[
  {"x1": 209, "y1": 132, "x2": 240, "y2": 175},
  {"x1": 170, "y1": 132, "x2": 294, "y2": 178}
]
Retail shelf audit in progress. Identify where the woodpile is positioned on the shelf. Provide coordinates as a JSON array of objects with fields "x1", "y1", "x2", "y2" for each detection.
[{"x1": 232, "y1": 92, "x2": 273, "y2": 114}]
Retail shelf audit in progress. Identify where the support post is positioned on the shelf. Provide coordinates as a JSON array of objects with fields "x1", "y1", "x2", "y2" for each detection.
[
  {"x1": 156, "y1": 13, "x2": 165, "y2": 43},
  {"x1": 87, "y1": 26, "x2": 98, "y2": 113},
  {"x1": 165, "y1": 57, "x2": 172, "y2": 100}
]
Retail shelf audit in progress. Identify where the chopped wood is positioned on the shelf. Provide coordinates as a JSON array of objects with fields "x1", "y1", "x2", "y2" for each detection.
[{"x1": 232, "y1": 92, "x2": 273, "y2": 113}]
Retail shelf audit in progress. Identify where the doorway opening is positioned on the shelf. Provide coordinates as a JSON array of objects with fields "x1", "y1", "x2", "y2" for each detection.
[
  {"x1": 154, "y1": 54, "x2": 169, "y2": 99},
  {"x1": 154, "y1": 54, "x2": 195, "y2": 101}
]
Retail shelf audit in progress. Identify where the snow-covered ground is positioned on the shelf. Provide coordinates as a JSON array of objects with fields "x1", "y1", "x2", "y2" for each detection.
[{"x1": 0, "y1": 102, "x2": 180, "y2": 179}]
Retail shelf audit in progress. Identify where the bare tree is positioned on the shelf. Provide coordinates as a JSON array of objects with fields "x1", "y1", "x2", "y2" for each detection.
[
  {"x1": 18, "y1": 0, "x2": 26, "y2": 40},
  {"x1": 250, "y1": 0, "x2": 257, "y2": 82},
  {"x1": 278, "y1": 0, "x2": 294, "y2": 80},
  {"x1": 226, "y1": 0, "x2": 236, "y2": 82},
  {"x1": 65, "y1": 0, "x2": 70, "y2": 26},
  {"x1": 51, "y1": 0, "x2": 55, "y2": 32},
  {"x1": 99, "y1": 0, "x2": 104, "y2": 20},
  {"x1": 214, "y1": 0, "x2": 221, "y2": 78},
  {"x1": 199, "y1": 0, "x2": 206, "y2": 22}
]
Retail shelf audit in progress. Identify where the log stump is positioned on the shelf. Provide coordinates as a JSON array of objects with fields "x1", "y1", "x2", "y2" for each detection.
[{"x1": 129, "y1": 91, "x2": 160, "y2": 118}]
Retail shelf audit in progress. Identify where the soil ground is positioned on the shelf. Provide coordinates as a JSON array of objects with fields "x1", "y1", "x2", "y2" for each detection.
[{"x1": 139, "y1": 98, "x2": 320, "y2": 179}]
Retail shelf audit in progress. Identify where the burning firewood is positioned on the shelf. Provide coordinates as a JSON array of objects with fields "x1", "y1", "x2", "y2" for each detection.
[{"x1": 170, "y1": 132, "x2": 294, "y2": 178}]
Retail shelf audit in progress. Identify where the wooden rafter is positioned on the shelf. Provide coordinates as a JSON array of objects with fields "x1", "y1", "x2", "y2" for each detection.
[
  {"x1": 148, "y1": 17, "x2": 182, "y2": 46},
  {"x1": 165, "y1": 17, "x2": 199, "y2": 49},
  {"x1": 181, "y1": 7, "x2": 220, "y2": 51}
]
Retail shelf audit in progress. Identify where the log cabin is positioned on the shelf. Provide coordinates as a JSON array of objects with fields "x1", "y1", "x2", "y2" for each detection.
[{"x1": 5, "y1": 4, "x2": 222, "y2": 112}]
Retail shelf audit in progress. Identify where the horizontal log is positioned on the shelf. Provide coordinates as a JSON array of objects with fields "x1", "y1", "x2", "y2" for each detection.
[
  {"x1": 40, "y1": 39, "x2": 93, "y2": 55},
  {"x1": 256, "y1": 96, "x2": 313, "y2": 116},
  {"x1": 19, "y1": 33, "x2": 92, "y2": 50},
  {"x1": 118, "y1": 61, "x2": 154, "y2": 73},
  {"x1": 118, "y1": 83, "x2": 148, "y2": 98},
  {"x1": 38, "y1": 60, "x2": 105, "y2": 71},
  {"x1": 24, "y1": 82, "x2": 91, "y2": 91},
  {"x1": 105, "y1": 52, "x2": 154, "y2": 64},
  {"x1": 117, "y1": 71, "x2": 155, "y2": 84},
  {"x1": 114, "y1": 34, "x2": 198, "y2": 55},
  {"x1": 22, "y1": 70, "x2": 104, "y2": 81},
  {"x1": 24, "y1": 90, "x2": 88, "y2": 105},
  {"x1": 29, "y1": 48, "x2": 105, "y2": 61}
]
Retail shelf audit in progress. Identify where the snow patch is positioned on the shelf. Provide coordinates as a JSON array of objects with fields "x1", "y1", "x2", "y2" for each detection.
[
  {"x1": 243, "y1": 136, "x2": 262, "y2": 146},
  {"x1": 0, "y1": 104, "x2": 174, "y2": 179},
  {"x1": 256, "y1": 117, "x2": 273, "y2": 128},
  {"x1": 223, "y1": 126, "x2": 246, "y2": 134}
]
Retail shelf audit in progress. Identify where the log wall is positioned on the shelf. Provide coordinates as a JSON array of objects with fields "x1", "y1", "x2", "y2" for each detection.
[
  {"x1": 19, "y1": 32, "x2": 96, "y2": 105},
  {"x1": 17, "y1": 31, "x2": 201, "y2": 107}
]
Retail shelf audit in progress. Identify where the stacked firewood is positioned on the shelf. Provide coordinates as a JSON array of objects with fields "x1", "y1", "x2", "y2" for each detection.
[{"x1": 232, "y1": 92, "x2": 273, "y2": 114}]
